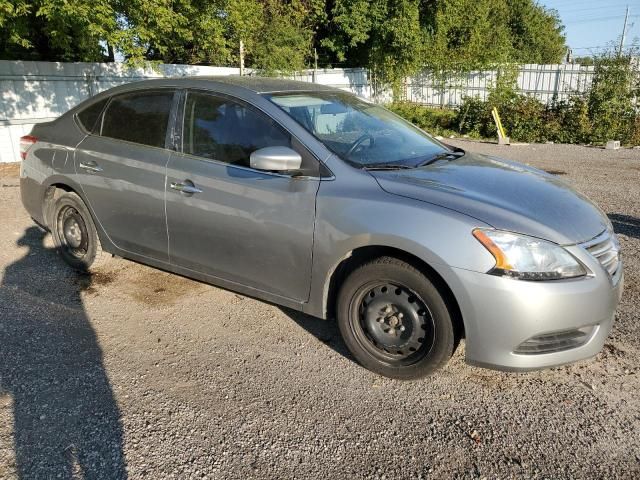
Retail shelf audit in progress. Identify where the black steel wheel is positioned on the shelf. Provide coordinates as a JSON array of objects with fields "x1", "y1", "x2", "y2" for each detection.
[
  {"x1": 355, "y1": 282, "x2": 435, "y2": 364},
  {"x1": 337, "y1": 257, "x2": 455, "y2": 379},
  {"x1": 49, "y1": 191, "x2": 107, "y2": 271},
  {"x1": 56, "y1": 205, "x2": 90, "y2": 260}
]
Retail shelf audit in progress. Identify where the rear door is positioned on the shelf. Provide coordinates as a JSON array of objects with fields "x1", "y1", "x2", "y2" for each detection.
[
  {"x1": 74, "y1": 89, "x2": 177, "y2": 262},
  {"x1": 165, "y1": 90, "x2": 320, "y2": 302}
]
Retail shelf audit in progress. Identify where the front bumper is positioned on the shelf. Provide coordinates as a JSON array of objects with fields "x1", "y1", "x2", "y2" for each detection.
[{"x1": 445, "y1": 249, "x2": 623, "y2": 371}]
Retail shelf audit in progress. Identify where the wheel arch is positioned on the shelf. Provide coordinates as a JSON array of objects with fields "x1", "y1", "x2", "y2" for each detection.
[
  {"x1": 323, "y1": 245, "x2": 465, "y2": 342},
  {"x1": 42, "y1": 176, "x2": 86, "y2": 227},
  {"x1": 41, "y1": 176, "x2": 115, "y2": 253}
]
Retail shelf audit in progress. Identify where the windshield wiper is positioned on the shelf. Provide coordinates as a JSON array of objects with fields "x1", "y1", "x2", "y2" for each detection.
[
  {"x1": 364, "y1": 164, "x2": 415, "y2": 171},
  {"x1": 415, "y1": 151, "x2": 465, "y2": 168}
]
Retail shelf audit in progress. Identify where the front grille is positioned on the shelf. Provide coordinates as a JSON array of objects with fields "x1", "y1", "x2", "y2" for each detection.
[
  {"x1": 514, "y1": 327, "x2": 595, "y2": 355},
  {"x1": 582, "y1": 230, "x2": 621, "y2": 277}
]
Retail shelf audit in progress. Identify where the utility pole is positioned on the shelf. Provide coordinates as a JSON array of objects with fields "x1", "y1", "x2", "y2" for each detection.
[
  {"x1": 618, "y1": 5, "x2": 629, "y2": 56},
  {"x1": 313, "y1": 48, "x2": 318, "y2": 83},
  {"x1": 239, "y1": 39, "x2": 245, "y2": 76}
]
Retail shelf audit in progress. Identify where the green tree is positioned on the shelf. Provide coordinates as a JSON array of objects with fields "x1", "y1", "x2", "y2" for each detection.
[
  {"x1": 322, "y1": 0, "x2": 426, "y2": 87},
  {"x1": 0, "y1": 0, "x2": 117, "y2": 61},
  {"x1": 423, "y1": 0, "x2": 513, "y2": 70},
  {"x1": 227, "y1": 0, "x2": 320, "y2": 73},
  {"x1": 506, "y1": 0, "x2": 566, "y2": 64},
  {"x1": 321, "y1": 0, "x2": 566, "y2": 94},
  {"x1": 113, "y1": 0, "x2": 229, "y2": 66},
  {"x1": 0, "y1": 0, "x2": 567, "y2": 76}
]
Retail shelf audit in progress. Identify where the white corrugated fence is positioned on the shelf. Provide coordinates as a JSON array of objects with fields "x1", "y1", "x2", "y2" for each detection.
[
  {"x1": 1, "y1": 60, "x2": 599, "y2": 162},
  {"x1": 405, "y1": 64, "x2": 595, "y2": 106},
  {"x1": 0, "y1": 61, "x2": 371, "y2": 163}
]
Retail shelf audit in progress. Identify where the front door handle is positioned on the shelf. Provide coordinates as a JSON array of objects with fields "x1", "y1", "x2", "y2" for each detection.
[
  {"x1": 79, "y1": 161, "x2": 103, "y2": 173},
  {"x1": 170, "y1": 181, "x2": 202, "y2": 194}
]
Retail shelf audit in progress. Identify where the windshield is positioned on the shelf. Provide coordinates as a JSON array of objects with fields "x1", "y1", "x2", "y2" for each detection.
[{"x1": 267, "y1": 92, "x2": 449, "y2": 168}]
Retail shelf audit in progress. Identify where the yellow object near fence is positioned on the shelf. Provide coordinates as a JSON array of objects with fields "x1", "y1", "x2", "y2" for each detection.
[{"x1": 491, "y1": 107, "x2": 508, "y2": 142}]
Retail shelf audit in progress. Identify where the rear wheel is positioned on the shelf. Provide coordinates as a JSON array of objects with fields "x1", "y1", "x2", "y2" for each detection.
[
  {"x1": 49, "y1": 191, "x2": 108, "y2": 271},
  {"x1": 337, "y1": 257, "x2": 455, "y2": 380}
]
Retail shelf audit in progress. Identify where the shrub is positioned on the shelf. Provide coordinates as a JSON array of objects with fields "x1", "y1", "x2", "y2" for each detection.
[
  {"x1": 390, "y1": 52, "x2": 640, "y2": 146},
  {"x1": 388, "y1": 102, "x2": 458, "y2": 137},
  {"x1": 456, "y1": 97, "x2": 491, "y2": 137},
  {"x1": 586, "y1": 53, "x2": 639, "y2": 145},
  {"x1": 545, "y1": 97, "x2": 591, "y2": 144},
  {"x1": 500, "y1": 95, "x2": 547, "y2": 142}
]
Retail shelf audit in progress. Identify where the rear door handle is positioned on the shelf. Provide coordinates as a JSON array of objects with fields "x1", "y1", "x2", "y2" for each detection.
[
  {"x1": 170, "y1": 182, "x2": 202, "y2": 194},
  {"x1": 79, "y1": 161, "x2": 103, "y2": 173}
]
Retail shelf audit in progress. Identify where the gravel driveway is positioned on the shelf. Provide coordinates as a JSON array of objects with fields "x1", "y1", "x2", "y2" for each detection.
[{"x1": 0, "y1": 141, "x2": 639, "y2": 479}]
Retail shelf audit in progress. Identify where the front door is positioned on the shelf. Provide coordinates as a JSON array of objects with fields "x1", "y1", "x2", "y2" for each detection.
[
  {"x1": 165, "y1": 91, "x2": 320, "y2": 302},
  {"x1": 75, "y1": 89, "x2": 176, "y2": 262}
]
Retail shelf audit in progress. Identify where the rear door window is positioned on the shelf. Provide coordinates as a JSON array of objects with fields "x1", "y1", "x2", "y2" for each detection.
[{"x1": 101, "y1": 90, "x2": 175, "y2": 148}]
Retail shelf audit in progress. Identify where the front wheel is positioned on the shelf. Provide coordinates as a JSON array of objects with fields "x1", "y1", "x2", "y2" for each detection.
[
  {"x1": 337, "y1": 257, "x2": 455, "y2": 380},
  {"x1": 49, "y1": 191, "x2": 108, "y2": 272}
]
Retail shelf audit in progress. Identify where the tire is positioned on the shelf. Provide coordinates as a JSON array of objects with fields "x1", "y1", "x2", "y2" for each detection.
[
  {"x1": 336, "y1": 256, "x2": 455, "y2": 380},
  {"x1": 49, "y1": 191, "x2": 108, "y2": 272}
]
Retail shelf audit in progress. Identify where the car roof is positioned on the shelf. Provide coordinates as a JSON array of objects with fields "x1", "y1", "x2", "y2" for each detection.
[
  {"x1": 107, "y1": 75, "x2": 342, "y2": 95},
  {"x1": 190, "y1": 76, "x2": 340, "y2": 94},
  {"x1": 70, "y1": 75, "x2": 348, "y2": 118}
]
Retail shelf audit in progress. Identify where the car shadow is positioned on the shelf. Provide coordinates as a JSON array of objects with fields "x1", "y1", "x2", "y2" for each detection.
[
  {"x1": 278, "y1": 307, "x2": 356, "y2": 364},
  {"x1": 0, "y1": 227, "x2": 126, "y2": 479},
  {"x1": 608, "y1": 213, "x2": 640, "y2": 240}
]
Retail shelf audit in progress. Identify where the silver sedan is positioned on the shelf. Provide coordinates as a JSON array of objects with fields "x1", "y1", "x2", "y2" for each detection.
[{"x1": 19, "y1": 77, "x2": 623, "y2": 379}]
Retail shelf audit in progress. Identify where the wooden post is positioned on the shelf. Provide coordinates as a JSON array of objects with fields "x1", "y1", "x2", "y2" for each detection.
[{"x1": 239, "y1": 39, "x2": 245, "y2": 76}]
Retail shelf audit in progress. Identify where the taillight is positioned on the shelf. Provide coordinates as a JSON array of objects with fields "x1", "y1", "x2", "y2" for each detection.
[{"x1": 20, "y1": 135, "x2": 37, "y2": 160}]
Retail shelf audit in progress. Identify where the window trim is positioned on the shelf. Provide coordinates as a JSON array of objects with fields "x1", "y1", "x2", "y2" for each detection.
[
  {"x1": 90, "y1": 87, "x2": 179, "y2": 151},
  {"x1": 176, "y1": 88, "x2": 331, "y2": 179}
]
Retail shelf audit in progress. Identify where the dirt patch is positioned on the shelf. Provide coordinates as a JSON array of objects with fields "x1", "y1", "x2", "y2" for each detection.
[
  {"x1": 0, "y1": 163, "x2": 20, "y2": 178},
  {"x1": 126, "y1": 268, "x2": 205, "y2": 306},
  {"x1": 74, "y1": 270, "x2": 116, "y2": 295}
]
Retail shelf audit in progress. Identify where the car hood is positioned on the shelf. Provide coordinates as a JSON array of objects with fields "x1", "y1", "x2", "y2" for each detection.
[{"x1": 371, "y1": 152, "x2": 608, "y2": 245}]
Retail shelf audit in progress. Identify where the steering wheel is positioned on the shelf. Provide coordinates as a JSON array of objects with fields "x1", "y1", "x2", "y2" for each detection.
[{"x1": 346, "y1": 134, "x2": 375, "y2": 157}]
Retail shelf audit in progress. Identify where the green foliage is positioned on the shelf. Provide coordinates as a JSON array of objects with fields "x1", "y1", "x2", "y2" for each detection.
[
  {"x1": 320, "y1": 0, "x2": 566, "y2": 95},
  {"x1": 505, "y1": 0, "x2": 566, "y2": 64},
  {"x1": 486, "y1": 66, "x2": 520, "y2": 107},
  {"x1": 403, "y1": 50, "x2": 640, "y2": 146},
  {"x1": 0, "y1": 0, "x2": 317, "y2": 71},
  {"x1": 424, "y1": 0, "x2": 513, "y2": 71},
  {"x1": 244, "y1": 0, "x2": 316, "y2": 74},
  {"x1": 0, "y1": 0, "x2": 117, "y2": 61},
  {"x1": 322, "y1": 0, "x2": 426, "y2": 89},
  {"x1": 114, "y1": 0, "x2": 229, "y2": 66},
  {"x1": 586, "y1": 52, "x2": 640, "y2": 145},
  {"x1": 387, "y1": 102, "x2": 458, "y2": 137},
  {"x1": 0, "y1": 0, "x2": 568, "y2": 84},
  {"x1": 455, "y1": 97, "x2": 487, "y2": 137},
  {"x1": 451, "y1": 49, "x2": 640, "y2": 145},
  {"x1": 574, "y1": 56, "x2": 594, "y2": 67}
]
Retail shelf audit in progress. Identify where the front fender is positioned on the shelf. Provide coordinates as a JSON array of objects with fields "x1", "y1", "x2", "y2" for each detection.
[{"x1": 303, "y1": 175, "x2": 496, "y2": 319}]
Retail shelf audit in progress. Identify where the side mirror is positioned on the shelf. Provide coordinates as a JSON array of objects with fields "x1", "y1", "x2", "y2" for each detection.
[{"x1": 250, "y1": 146, "x2": 302, "y2": 172}]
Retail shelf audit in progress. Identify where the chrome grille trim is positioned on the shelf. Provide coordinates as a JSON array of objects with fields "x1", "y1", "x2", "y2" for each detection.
[{"x1": 581, "y1": 230, "x2": 620, "y2": 277}]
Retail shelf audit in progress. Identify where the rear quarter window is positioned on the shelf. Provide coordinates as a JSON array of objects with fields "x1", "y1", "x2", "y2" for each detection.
[
  {"x1": 100, "y1": 90, "x2": 174, "y2": 148},
  {"x1": 76, "y1": 98, "x2": 109, "y2": 133}
]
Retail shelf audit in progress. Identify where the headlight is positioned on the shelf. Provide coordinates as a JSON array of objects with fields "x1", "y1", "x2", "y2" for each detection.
[{"x1": 473, "y1": 229, "x2": 587, "y2": 280}]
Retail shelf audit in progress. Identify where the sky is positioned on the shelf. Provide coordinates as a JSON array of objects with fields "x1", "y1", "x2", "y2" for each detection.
[{"x1": 541, "y1": 0, "x2": 640, "y2": 56}]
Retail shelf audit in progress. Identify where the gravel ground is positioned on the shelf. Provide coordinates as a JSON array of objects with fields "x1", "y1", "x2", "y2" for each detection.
[{"x1": 0, "y1": 141, "x2": 639, "y2": 479}]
